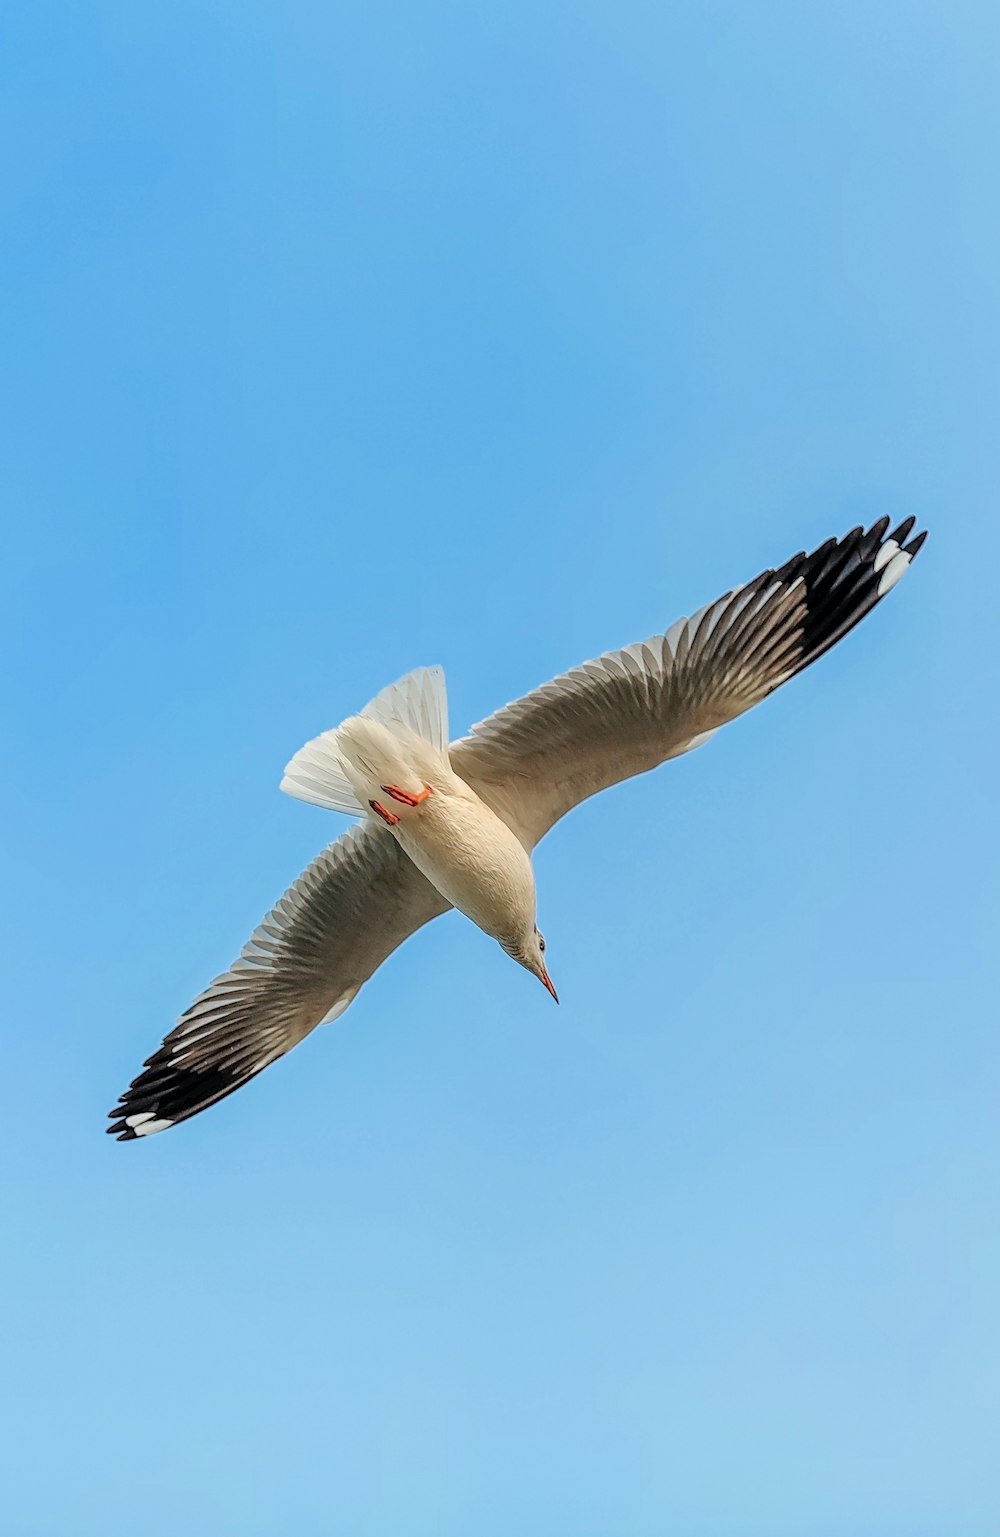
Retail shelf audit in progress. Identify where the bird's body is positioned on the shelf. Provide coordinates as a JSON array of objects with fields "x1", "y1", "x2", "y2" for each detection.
[
  {"x1": 336, "y1": 712, "x2": 538, "y2": 951},
  {"x1": 109, "y1": 516, "x2": 927, "y2": 1140}
]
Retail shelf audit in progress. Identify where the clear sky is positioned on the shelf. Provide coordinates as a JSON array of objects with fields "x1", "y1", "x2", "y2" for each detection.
[{"x1": 2, "y1": 3, "x2": 998, "y2": 1533}]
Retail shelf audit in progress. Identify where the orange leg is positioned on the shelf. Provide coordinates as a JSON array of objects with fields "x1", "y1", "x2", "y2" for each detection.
[
  {"x1": 369, "y1": 799, "x2": 400, "y2": 826},
  {"x1": 381, "y1": 783, "x2": 433, "y2": 807}
]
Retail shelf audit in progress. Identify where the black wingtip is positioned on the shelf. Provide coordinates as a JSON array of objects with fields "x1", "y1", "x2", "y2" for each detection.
[
  {"x1": 105, "y1": 1054, "x2": 275, "y2": 1143},
  {"x1": 775, "y1": 516, "x2": 926, "y2": 679}
]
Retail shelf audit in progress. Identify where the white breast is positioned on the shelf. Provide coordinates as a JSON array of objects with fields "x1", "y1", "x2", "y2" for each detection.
[{"x1": 393, "y1": 786, "x2": 537, "y2": 946}]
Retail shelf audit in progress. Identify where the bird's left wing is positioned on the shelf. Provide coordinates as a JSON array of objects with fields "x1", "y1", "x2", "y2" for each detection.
[
  {"x1": 108, "y1": 822, "x2": 450, "y2": 1139},
  {"x1": 451, "y1": 518, "x2": 926, "y2": 849}
]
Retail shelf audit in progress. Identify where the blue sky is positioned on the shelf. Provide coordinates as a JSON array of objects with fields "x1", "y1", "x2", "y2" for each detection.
[{"x1": 2, "y1": 2, "x2": 998, "y2": 1532}]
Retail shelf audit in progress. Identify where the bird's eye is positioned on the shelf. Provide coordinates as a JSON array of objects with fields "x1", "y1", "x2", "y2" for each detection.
[{"x1": 538, "y1": 934, "x2": 546, "y2": 953}]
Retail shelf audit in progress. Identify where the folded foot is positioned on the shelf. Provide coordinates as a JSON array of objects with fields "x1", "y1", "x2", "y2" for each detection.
[
  {"x1": 369, "y1": 799, "x2": 400, "y2": 827},
  {"x1": 380, "y1": 783, "x2": 433, "y2": 807}
]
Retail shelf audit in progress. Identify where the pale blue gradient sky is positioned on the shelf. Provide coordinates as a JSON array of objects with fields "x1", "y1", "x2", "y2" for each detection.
[{"x1": 2, "y1": 4, "x2": 998, "y2": 1534}]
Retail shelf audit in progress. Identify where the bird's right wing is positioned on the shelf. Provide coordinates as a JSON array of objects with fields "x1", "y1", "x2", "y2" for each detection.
[
  {"x1": 451, "y1": 518, "x2": 926, "y2": 848},
  {"x1": 108, "y1": 822, "x2": 450, "y2": 1139}
]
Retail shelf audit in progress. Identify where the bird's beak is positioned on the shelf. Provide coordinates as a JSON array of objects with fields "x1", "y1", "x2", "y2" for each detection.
[{"x1": 539, "y1": 966, "x2": 559, "y2": 1004}]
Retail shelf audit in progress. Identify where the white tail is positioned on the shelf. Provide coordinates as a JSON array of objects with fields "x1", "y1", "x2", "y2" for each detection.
[
  {"x1": 359, "y1": 664, "x2": 449, "y2": 753},
  {"x1": 280, "y1": 666, "x2": 449, "y2": 814}
]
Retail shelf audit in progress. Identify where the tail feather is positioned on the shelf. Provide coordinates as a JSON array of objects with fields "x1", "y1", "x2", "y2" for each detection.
[
  {"x1": 279, "y1": 732, "x2": 362, "y2": 814},
  {"x1": 361, "y1": 665, "x2": 449, "y2": 752},
  {"x1": 281, "y1": 665, "x2": 449, "y2": 814}
]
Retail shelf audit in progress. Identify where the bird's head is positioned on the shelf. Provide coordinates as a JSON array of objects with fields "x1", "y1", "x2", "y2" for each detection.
[{"x1": 508, "y1": 925, "x2": 559, "y2": 1003}]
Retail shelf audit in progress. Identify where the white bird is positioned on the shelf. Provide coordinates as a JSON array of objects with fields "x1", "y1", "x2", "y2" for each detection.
[{"x1": 109, "y1": 518, "x2": 926, "y2": 1139}]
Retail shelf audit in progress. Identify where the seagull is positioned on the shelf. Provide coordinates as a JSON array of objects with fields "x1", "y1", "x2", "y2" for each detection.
[{"x1": 108, "y1": 517, "x2": 926, "y2": 1140}]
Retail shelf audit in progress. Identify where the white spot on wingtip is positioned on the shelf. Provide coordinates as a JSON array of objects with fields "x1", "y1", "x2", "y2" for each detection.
[
  {"x1": 125, "y1": 1112, "x2": 154, "y2": 1128},
  {"x1": 877, "y1": 549, "x2": 911, "y2": 595},
  {"x1": 131, "y1": 1115, "x2": 174, "y2": 1136},
  {"x1": 872, "y1": 538, "x2": 899, "y2": 573}
]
